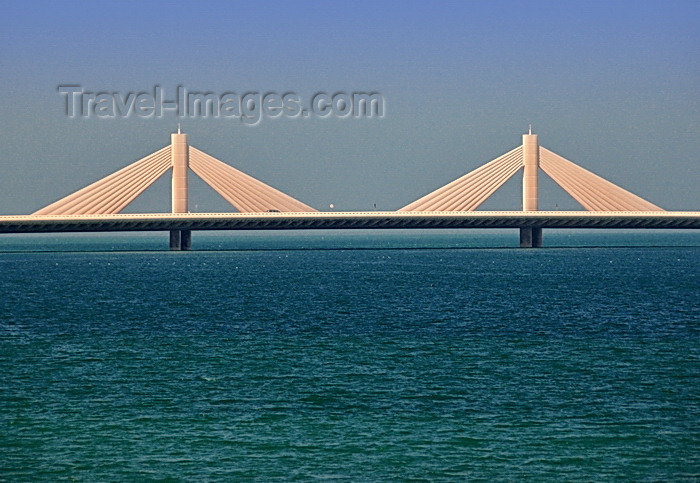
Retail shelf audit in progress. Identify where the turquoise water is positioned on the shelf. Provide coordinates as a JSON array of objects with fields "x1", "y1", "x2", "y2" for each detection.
[{"x1": 1, "y1": 231, "x2": 699, "y2": 480}]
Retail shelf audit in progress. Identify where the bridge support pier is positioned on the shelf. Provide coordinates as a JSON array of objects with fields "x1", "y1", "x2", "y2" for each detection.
[
  {"x1": 169, "y1": 127, "x2": 191, "y2": 251},
  {"x1": 181, "y1": 230, "x2": 191, "y2": 251},
  {"x1": 170, "y1": 230, "x2": 181, "y2": 250},
  {"x1": 520, "y1": 227, "x2": 542, "y2": 248},
  {"x1": 169, "y1": 229, "x2": 192, "y2": 251}
]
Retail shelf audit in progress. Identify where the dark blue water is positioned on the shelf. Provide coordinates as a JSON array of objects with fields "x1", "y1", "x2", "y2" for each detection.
[{"x1": 1, "y1": 231, "x2": 699, "y2": 480}]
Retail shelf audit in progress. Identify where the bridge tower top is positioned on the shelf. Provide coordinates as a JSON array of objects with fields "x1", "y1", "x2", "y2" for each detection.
[
  {"x1": 171, "y1": 128, "x2": 188, "y2": 213},
  {"x1": 522, "y1": 128, "x2": 539, "y2": 211}
]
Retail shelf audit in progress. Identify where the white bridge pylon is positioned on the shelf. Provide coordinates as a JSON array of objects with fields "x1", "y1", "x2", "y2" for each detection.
[
  {"x1": 33, "y1": 130, "x2": 317, "y2": 215},
  {"x1": 400, "y1": 130, "x2": 663, "y2": 212}
]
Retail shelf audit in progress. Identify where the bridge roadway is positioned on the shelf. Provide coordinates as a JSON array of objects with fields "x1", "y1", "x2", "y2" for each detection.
[{"x1": 1, "y1": 211, "x2": 699, "y2": 232}]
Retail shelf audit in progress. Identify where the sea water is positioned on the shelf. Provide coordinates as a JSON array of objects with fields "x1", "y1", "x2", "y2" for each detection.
[{"x1": 1, "y1": 230, "x2": 698, "y2": 480}]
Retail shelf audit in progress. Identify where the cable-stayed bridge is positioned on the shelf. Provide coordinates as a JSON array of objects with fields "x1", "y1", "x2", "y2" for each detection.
[{"x1": 1, "y1": 128, "x2": 697, "y2": 249}]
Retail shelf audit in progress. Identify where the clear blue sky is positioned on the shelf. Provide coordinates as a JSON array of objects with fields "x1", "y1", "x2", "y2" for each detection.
[{"x1": 0, "y1": 0, "x2": 697, "y2": 213}]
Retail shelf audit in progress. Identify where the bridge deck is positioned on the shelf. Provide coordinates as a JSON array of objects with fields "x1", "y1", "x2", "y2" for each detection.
[{"x1": 0, "y1": 211, "x2": 699, "y2": 233}]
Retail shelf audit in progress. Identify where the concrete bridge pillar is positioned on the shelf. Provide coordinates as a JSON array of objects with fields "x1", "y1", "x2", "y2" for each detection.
[
  {"x1": 522, "y1": 128, "x2": 538, "y2": 212},
  {"x1": 169, "y1": 229, "x2": 191, "y2": 250},
  {"x1": 169, "y1": 229, "x2": 181, "y2": 250},
  {"x1": 170, "y1": 128, "x2": 190, "y2": 250},
  {"x1": 180, "y1": 230, "x2": 191, "y2": 250},
  {"x1": 172, "y1": 129, "x2": 188, "y2": 214},
  {"x1": 520, "y1": 128, "x2": 541, "y2": 247},
  {"x1": 520, "y1": 227, "x2": 543, "y2": 248}
]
